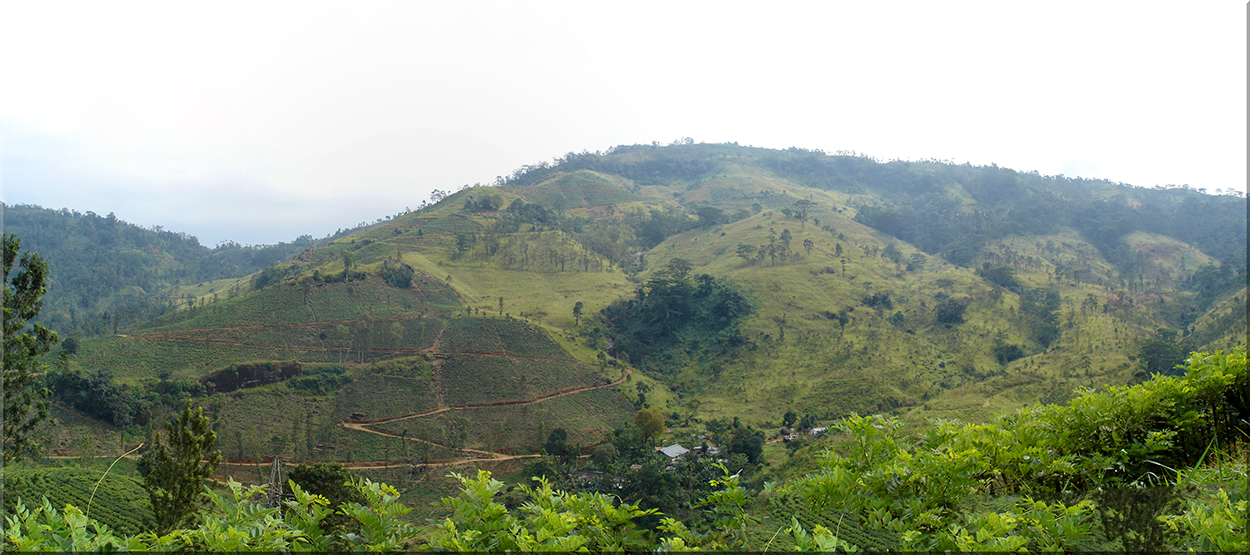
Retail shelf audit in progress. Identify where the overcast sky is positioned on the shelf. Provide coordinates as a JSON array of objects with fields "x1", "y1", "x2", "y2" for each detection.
[{"x1": 2, "y1": 1, "x2": 1245, "y2": 247}]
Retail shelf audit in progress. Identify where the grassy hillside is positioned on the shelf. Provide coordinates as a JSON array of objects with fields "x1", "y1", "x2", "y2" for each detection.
[{"x1": 51, "y1": 142, "x2": 1245, "y2": 469}]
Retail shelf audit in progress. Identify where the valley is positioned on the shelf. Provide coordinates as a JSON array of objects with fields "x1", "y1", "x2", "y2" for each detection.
[{"x1": 5, "y1": 142, "x2": 1246, "y2": 550}]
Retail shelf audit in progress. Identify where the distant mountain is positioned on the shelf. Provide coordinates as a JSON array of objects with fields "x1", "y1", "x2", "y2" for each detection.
[{"x1": 2, "y1": 203, "x2": 325, "y2": 336}]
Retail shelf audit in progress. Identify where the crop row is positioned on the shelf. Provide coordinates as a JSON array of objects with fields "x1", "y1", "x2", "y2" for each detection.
[
  {"x1": 4, "y1": 467, "x2": 155, "y2": 535},
  {"x1": 488, "y1": 318, "x2": 573, "y2": 360},
  {"x1": 331, "y1": 373, "x2": 439, "y2": 421},
  {"x1": 434, "y1": 317, "x2": 574, "y2": 360},
  {"x1": 768, "y1": 494, "x2": 897, "y2": 551},
  {"x1": 435, "y1": 355, "x2": 597, "y2": 407},
  {"x1": 146, "y1": 274, "x2": 453, "y2": 334},
  {"x1": 371, "y1": 386, "x2": 632, "y2": 451}
]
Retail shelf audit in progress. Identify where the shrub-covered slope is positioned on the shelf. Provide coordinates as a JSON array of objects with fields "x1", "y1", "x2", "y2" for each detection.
[{"x1": 53, "y1": 142, "x2": 1247, "y2": 459}]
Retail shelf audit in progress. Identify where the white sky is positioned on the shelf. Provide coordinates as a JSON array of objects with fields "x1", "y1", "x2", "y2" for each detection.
[{"x1": 2, "y1": 1, "x2": 1245, "y2": 246}]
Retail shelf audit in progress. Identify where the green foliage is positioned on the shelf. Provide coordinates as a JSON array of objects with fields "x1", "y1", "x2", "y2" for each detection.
[
  {"x1": 602, "y1": 262, "x2": 752, "y2": 375},
  {"x1": 932, "y1": 297, "x2": 969, "y2": 324},
  {"x1": 1140, "y1": 332, "x2": 1186, "y2": 377},
  {"x1": 543, "y1": 427, "x2": 569, "y2": 458},
  {"x1": 380, "y1": 259, "x2": 415, "y2": 288},
  {"x1": 47, "y1": 367, "x2": 143, "y2": 427},
  {"x1": 1160, "y1": 487, "x2": 1248, "y2": 552},
  {"x1": 861, "y1": 291, "x2": 893, "y2": 310},
  {"x1": 1019, "y1": 287, "x2": 1062, "y2": 348},
  {"x1": 786, "y1": 348, "x2": 1247, "y2": 550},
  {"x1": 3, "y1": 467, "x2": 155, "y2": 535},
  {"x1": 978, "y1": 264, "x2": 1021, "y2": 293},
  {"x1": 901, "y1": 497, "x2": 1097, "y2": 552},
  {"x1": 138, "y1": 401, "x2": 222, "y2": 532},
  {"x1": 3, "y1": 498, "x2": 144, "y2": 552},
  {"x1": 335, "y1": 478, "x2": 418, "y2": 550},
  {"x1": 634, "y1": 408, "x2": 666, "y2": 442},
  {"x1": 991, "y1": 333, "x2": 1025, "y2": 365},
  {"x1": 287, "y1": 364, "x2": 352, "y2": 394},
  {"x1": 727, "y1": 425, "x2": 765, "y2": 464},
  {"x1": 3, "y1": 232, "x2": 58, "y2": 462},
  {"x1": 3, "y1": 477, "x2": 424, "y2": 551},
  {"x1": 287, "y1": 462, "x2": 366, "y2": 534},
  {"x1": 430, "y1": 470, "x2": 658, "y2": 551},
  {"x1": 786, "y1": 516, "x2": 860, "y2": 552}
]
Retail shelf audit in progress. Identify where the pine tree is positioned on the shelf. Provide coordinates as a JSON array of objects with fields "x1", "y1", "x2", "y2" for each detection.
[
  {"x1": 3, "y1": 233, "x2": 59, "y2": 462},
  {"x1": 138, "y1": 401, "x2": 222, "y2": 532}
]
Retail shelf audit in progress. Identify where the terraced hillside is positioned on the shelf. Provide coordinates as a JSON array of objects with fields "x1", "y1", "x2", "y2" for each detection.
[{"x1": 68, "y1": 269, "x2": 636, "y2": 464}]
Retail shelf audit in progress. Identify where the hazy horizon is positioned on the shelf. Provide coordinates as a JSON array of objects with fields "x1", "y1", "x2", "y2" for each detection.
[{"x1": 3, "y1": 1, "x2": 1244, "y2": 246}]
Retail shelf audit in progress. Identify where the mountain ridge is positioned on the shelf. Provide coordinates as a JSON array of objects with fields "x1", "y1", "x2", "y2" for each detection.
[{"x1": 27, "y1": 142, "x2": 1246, "y2": 467}]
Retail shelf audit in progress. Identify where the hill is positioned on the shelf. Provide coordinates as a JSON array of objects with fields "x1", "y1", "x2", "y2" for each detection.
[
  {"x1": 45, "y1": 142, "x2": 1247, "y2": 470},
  {"x1": 60, "y1": 267, "x2": 636, "y2": 468}
]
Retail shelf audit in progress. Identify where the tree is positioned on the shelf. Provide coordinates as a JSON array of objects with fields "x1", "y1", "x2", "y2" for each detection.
[
  {"x1": 883, "y1": 242, "x2": 903, "y2": 264},
  {"x1": 288, "y1": 462, "x2": 367, "y2": 534},
  {"x1": 782, "y1": 410, "x2": 798, "y2": 429},
  {"x1": 544, "y1": 428, "x2": 570, "y2": 459},
  {"x1": 802, "y1": 238, "x2": 815, "y2": 256},
  {"x1": 138, "y1": 401, "x2": 222, "y2": 532},
  {"x1": 735, "y1": 244, "x2": 757, "y2": 264},
  {"x1": 907, "y1": 252, "x2": 926, "y2": 272},
  {"x1": 340, "y1": 250, "x2": 355, "y2": 276},
  {"x1": 727, "y1": 426, "x2": 764, "y2": 465},
  {"x1": 694, "y1": 205, "x2": 724, "y2": 227},
  {"x1": 573, "y1": 301, "x2": 584, "y2": 326},
  {"x1": 634, "y1": 408, "x2": 665, "y2": 442},
  {"x1": 3, "y1": 233, "x2": 59, "y2": 462},
  {"x1": 1139, "y1": 333, "x2": 1185, "y2": 377},
  {"x1": 792, "y1": 199, "x2": 817, "y2": 221},
  {"x1": 666, "y1": 258, "x2": 693, "y2": 280},
  {"x1": 933, "y1": 297, "x2": 969, "y2": 325},
  {"x1": 591, "y1": 442, "x2": 619, "y2": 467}
]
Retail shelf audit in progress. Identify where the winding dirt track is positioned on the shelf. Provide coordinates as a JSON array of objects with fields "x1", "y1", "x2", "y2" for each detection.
[
  {"x1": 119, "y1": 316, "x2": 631, "y2": 470},
  {"x1": 336, "y1": 368, "x2": 631, "y2": 464}
]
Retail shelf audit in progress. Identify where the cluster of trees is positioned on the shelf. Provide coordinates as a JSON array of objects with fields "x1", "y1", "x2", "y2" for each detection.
[
  {"x1": 1018, "y1": 287, "x2": 1063, "y2": 348},
  {"x1": 735, "y1": 228, "x2": 797, "y2": 265},
  {"x1": 495, "y1": 142, "x2": 719, "y2": 188},
  {"x1": 527, "y1": 409, "x2": 768, "y2": 530},
  {"x1": 474, "y1": 200, "x2": 713, "y2": 274},
  {"x1": 462, "y1": 192, "x2": 504, "y2": 212},
  {"x1": 380, "y1": 259, "x2": 415, "y2": 288},
  {"x1": 601, "y1": 258, "x2": 752, "y2": 375}
]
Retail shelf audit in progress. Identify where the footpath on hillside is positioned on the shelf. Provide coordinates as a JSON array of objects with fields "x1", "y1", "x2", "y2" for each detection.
[{"x1": 115, "y1": 317, "x2": 631, "y2": 471}]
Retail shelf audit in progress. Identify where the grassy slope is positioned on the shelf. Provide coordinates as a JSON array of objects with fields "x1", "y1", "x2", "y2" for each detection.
[
  {"x1": 63, "y1": 145, "x2": 1244, "y2": 463},
  {"x1": 71, "y1": 217, "x2": 637, "y2": 457},
  {"x1": 558, "y1": 157, "x2": 1232, "y2": 429}
]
